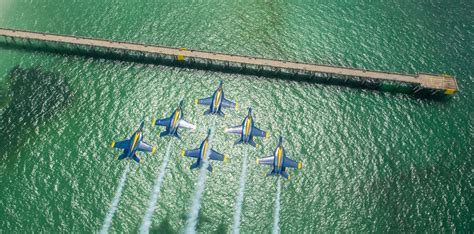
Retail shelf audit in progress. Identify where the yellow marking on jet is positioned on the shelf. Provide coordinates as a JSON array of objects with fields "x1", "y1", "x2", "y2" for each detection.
[
  {"x1": 152, "y1": 147, "x2": 157, "y2": 154},
  {"x1": 214, "y1": 90, "x2": 221, "y2": 108},
  {"x1": 130, "y1": 133, "x2": 140, "y2": 151},
  {"x1": 244, "y1": 118, "x2": 251, "y2": 136},
  {"x1": 276, "y1": 147, "x2": 282, "y2": 168},
  {"x1": 194, "y1": 99, "x2": 198, "y2": 105},
  {"x1": 111, "y1": 141, "x2": 115, "y2": 148},
  {"x1": 235, "y1": 103, "x2": 239, "y2": 110},
  {"x1": 256, "y1": 159, "x2": 260, "y2": 164},
  {"x1": 297, "y1": 162, "x2": 302, "y2": 170},
  {"x1": 265, "y1": 132, "x2": 269, "y2": 139},
  {"x1": 151, "y1": 118, "x2": 156, "y2": 127},
  {"x1": 224, "y1": 154, "x2": 229, "y2": 162},
  {"x1": 202, "y1": 141, "x2": 209, "y2": 160},
  {"x1": 288, "y1": 175, "x2": 291, "y2": 180},
  {"x1": 115, "y1": 155, "x2": 119, "y2": 160},
  {"x1": 172, "y1": 110, "x2": 180, "y2": 128}
]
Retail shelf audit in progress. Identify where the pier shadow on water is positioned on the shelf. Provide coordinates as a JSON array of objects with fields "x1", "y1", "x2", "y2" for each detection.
[
  {"x1": 0, "y1": 66, "x2": 73, "y2": 159},
  {"x1": 0, "y1": 41, "x2": 451, "y2": 101}
]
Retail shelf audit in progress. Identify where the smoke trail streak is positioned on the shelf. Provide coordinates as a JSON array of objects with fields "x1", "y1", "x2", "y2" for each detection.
[
  {"x1": 231, "y1": 148, "x2": 249, "y2": 234},
  {"x1": 272, "y1": 179, "x2": 281, "y2": 234},
  {"x1": 139, "y1": 140, "x2": 173, "y2": 234},
  {"x1": 185, "y1": 121, "x2": 216, "y2": 234},
  {"x1": 100, "y1": 163, "x2": 131, "y2": 234}
]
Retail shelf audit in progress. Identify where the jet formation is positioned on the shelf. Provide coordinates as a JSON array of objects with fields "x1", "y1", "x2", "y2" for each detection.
[{"x1": 111, "y1": 81, "x2": 302, "y2": 180}]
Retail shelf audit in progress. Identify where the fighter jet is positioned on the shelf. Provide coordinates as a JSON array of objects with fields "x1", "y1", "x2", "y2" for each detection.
[
  {"x1": 195, "y1": 81, "x2": 238, "y2": 116},
  {"x1": 256, "y1": 136, "x2": 302, "y2": 180},
  {"x1": 152, "y1": 101, "x2": 196, "y2": 139},
  {"x1": 181, "y1": 130, "x2": 229, "y2": 172},
  {"x1": 224, "y1": 107, "x2": 268, "y2": 147},
  {"x1": 111, "y1": 121, "x2": 156, "y2": 163}
]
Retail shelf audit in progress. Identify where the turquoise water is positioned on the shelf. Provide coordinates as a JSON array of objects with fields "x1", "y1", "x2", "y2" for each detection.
[{"x1": 0, "y1": 0, "x2": 472, "y2": 232}]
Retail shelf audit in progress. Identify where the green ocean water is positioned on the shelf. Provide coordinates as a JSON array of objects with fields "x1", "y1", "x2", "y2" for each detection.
[{"x1": 0, "y1": 0, "x2": 472, "y2": 232}]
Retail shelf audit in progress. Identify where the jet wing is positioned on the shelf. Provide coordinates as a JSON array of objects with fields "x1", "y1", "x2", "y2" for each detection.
[
  {"x1": 137, "y1": 141, "x2": 155, "y2": 153},
  {"x1": 224, "y1": 125, "x2": 242, "y2": 135},
  {"x1": 155, "y1": 117, "x2": 171, "y2": 127},
  {"x1": 196, "y1": 97, "x2": 213, "y2": 106},
  {"x1": 282, "y1": 157, "x2": 302, "y2": 169},
  {"x1": 209, "y1": 149, "x2": 228, "y2": 161},
  {"x1": 112, "y1": 139, "x2": 130, "y2": 149},
  {"x1": 252, "y1": 127, "x2": 268, "y2": 139},
  {"x1": 178, "y1": 119, "x2": 196, "y2": 130},
  {"x1": 257, "y1": 156, "x2": 274, "y2": 165},
  {"x1": 182, "y1": 148, "x2": 200, "y2": 158},
  {"x1": 221, "y1": 98, "x2": 237, "y2": 109}
]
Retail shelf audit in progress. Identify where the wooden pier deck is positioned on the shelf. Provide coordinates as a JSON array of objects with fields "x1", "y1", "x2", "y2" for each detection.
[{"x1": 0, "y1": 28, "x2": 458, "y2": 95}]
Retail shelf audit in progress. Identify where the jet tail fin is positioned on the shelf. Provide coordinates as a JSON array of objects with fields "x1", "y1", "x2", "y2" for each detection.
[
  {"x1": 117, "y1": 153, "x2": 127, "y2": 161},
  {"x1": 234, "y1": 139, "x2": 243, "y2": 145},
  {"x1": 218, "y1": 110, "x2": 225, "y2": 117},
  {"x1": 249, "y1": 139, "x2": 257, "y2": 148},
  {"x1": 204, "y1": 109, "x2": 212, "y2": 116},
  {"x1": 174, "y1": 132, "x2": 181, "y2": 140},
  {"x1": 281, "y1": 171, "x2": 290, "y2": 180},
  {"x1": 159, "y1": 130, "x2": 170, "y2": 138},
  {"x1": 207, "y1": 164, "x2": 213, "y2": 172},
  {"x1": 132, "y1": 154, "x2": 140, "y2": 163},
  {"x1": 190, "y1": 162, "x2": 200, "y2": 170},
  {"x1": 266, "y1": 169, "x2": 276, "y2": 177}
]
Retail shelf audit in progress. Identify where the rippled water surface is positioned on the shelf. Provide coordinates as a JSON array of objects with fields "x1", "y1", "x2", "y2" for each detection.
[{"x1": 0, "y1": 0, "x2": 472, "y2": 232}]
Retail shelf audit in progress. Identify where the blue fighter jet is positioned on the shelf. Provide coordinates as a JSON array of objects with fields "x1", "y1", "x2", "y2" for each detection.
[
  {"x1": 152, "y1": 101, "x2": 196, "y2": 139},
  {"x1": 195, "y1": 81, "x2": 238, "y2": 116},
  {"x1": 111, "y1": 121, "x2": 156, "y2": 163},
  {"x1": 224, "y1": 107, "x2": 268, "y2": 147},
  {"x1": 256, "y1": 136, "x2": 302, "y2": 180},
  {"x1": 181, "y1": 130, "x2": 229, "y2": 172}
]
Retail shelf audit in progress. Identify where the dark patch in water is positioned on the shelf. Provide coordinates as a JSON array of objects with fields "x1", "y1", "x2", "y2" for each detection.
[
  {"x1": 150, "y1": 217, "x2": 176, "y2": 234},
  {"x1": 213, "y1": 222, "x2": 227, "y2": 234},
  {"x1": 0, "y1": 66, "x2": 74, "y2": 159}
]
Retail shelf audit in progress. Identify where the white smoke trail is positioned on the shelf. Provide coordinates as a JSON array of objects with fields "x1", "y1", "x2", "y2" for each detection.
[
  {"x1": 185, "y1": 121, "x2": 216, "y2": 234},
  {"x1": 139, "y1": 140, "x2": 173, "y2": 234},
  {"x1": 100, "y1": 163, "x2": 131, "y2": 234},
  {"x1": 272, "y1": 179, "x2": 281, "y2": 234},
  {"x1": 231, "y1": 148, "x2": 249, "y2": 234}
]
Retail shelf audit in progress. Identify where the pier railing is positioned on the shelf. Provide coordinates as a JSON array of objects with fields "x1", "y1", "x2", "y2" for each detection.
[{"x1": 0, "y1": 28, "x2": 458, "y2": 97}]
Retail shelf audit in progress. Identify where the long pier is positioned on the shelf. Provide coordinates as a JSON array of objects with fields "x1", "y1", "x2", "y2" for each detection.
[{"x1": 0, "y1": 28, "x2": 458, "y2": 96}]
